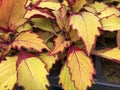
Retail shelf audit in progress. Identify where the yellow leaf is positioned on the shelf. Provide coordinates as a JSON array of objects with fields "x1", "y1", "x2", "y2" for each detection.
[
  {"x1": 0, "y1": 56, "x2": 17, "y2": 90},
  {"x1": 117, "y1": 31, "x2": 120, "y2": 48},
  {"x1": 59, "y1": 64, "x2": 77, "y2": 90},
  {"x1": 67, "y1": 46, "x2": 95, "y2": 90},
  {"x1": 0, "y1": 0, "x2": 27, "y2": 32},
  {"x1": 69, "y1": 12, "x2": 101, "y2": 55},
  {"x1": 92, "y1": 48, "x2": 120, "y2": 63},
  {"x1": 40, "y1": 53, "x2": 58, "y2": 72},
  {"x1": 12, "y1": 30, "x2": 50, "y2": 52},
  {"x1": 85, "y1": 2, "x2": 108, "y2": 14},
  {"x1": 24, "y1": 9, "x2": 54, "y2": 19},
  {"x1": 72, "y1": 0, "x2": 87, "y2": 12},
  {"x1": 99, "y1": 7, "x2": 120, "y2": 18},
  {"x1": 17, "y1": 57, "x2": 49, "y2": 90},
  {"x1": 101, "y1": 15, "x2": 120, "y2": 31},
  {"x1": 117, "y1": 3, "x2": 120, "y2": 8},
  {"x1": 49, "y1": 35, "x2": 71, "y2": 55},
  {"x1": 38, "y1": 1, "x2": 61, "y2": 10}
]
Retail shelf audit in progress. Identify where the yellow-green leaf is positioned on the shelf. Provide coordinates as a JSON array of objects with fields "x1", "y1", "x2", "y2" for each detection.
[
  {"x1": 117, "y1": 31, "x2": 120, "y2": 48},
  {"x1": 38, "y1": 1, "x2": 61, "y2": 10},
  {"x1": 0, "y1": 56, "x2": 17, "y2": 90},
  {"x1": 92, "y1": 48, "x2": 120, "y2": 63},
  {"x1": 59, "y1": 64, "x2": 77, "y2": 90},
  {"x1": 69, "y1": 12, "x2": 101, "y2": 55},
  {"x1": 17, "y1": 23, "x2": 32, "y2": 33},
  {"x1": 0, "y1": 0, "x2": 27, "y2": 32},
  {"x1": 12, "y1": 30, "x2": 50, "y2": 52},
  {"x1": 40, "y1": 53, "x2": 58, "y2": 72},
  {"x1": 17, "y1": 57, "x2": 49, "y2": 90},
  {"x1": 69, "y1": 30, "x2": 79, "y2": 42},
  {"x1": 49, "y1": 35, "x2": 71, "y2": 55},
  {"x1": 72, "y1": 0, "x2": 87, "y2": 12},
  {"x1": 31, "y1": 18, "x2": 56, "y2": 33},
  {"x1": 85, "y1": 2, "x2": 108, "y2": 14},
  {"x1": 101, "y1": 15, "x2": 120, "y2": 31},
  {"x1": 67, "y1": 46, "x2": 95, "y2": 90}
]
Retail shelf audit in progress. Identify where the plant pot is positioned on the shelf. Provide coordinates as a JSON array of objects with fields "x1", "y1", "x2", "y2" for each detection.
[
  {"x1": 48, "y1": 56, "x2": 120, "y2": 90},
  {"x1": 90, "y1": 57, "x2": 120, "y2": 90}
]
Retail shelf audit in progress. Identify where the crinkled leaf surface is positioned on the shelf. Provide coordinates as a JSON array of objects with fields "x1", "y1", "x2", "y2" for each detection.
[
  {"x1": 49, "y1": 35, "x2": 70, "y2": 55},
  {"x1": 67, "y1": 46, "x2": 95, "y2": 90},
  {"x1": 0, "y1": 0, "x2": 27, "y2": 32},
  {"x1": 92, "y1": 48, "x2": 120, "y2": 63},
  {"x1": 12, "y1": 30, "x2": 49, "y2": 52},
  {"x1": 117, "y1": 31, "x2": 120, "y2": 48},
  {"x1": 17, "y1": 53, "x2": 49, "y2": 90},
  {"x1": 40, "y1": 53, "x2": 58, "y2": 72},
  {"x1": 24, "y1": 9, "x2": 54, "y2": 19},
  {"x1": 0, "y1": 56, "x2": 17, "y2": 90},
  {"x1": 59, "y1": 64, "x2": 77, "y2": 90},
  {"x1": 101, "y1": 15, "x2": 120, "y2": 31},
  {"x1": 69, "y1": 12, "x2": 101, "y2": 55},
  {"x1": 38, "y1": 1, "x2": 61, "y2": 10}
]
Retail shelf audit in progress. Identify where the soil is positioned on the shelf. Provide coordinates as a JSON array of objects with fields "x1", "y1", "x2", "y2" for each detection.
[{"x1": 102, "y1": 59, "x2": 120, "y2": 84}]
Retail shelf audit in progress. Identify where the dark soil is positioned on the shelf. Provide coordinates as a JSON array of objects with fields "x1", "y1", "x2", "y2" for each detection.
[{"x1": 102, "y1": 59, "x2": 120, "y2": 84}]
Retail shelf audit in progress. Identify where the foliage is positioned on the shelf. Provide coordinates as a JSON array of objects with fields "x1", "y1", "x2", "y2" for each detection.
[{"x1": 0, "y1": 0, "x2": 120, "y2": 90}]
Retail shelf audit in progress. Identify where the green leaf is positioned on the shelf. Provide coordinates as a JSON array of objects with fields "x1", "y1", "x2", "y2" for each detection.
[
  {"x1": 17, "y1": 23, "x2": 32, "y2": 33},
  {"x1": 0, "y1": 56, "x2": 17, "y2": 90},
  {"x1": 31, "y1": 18, "x2": 56, "y2": 33}
]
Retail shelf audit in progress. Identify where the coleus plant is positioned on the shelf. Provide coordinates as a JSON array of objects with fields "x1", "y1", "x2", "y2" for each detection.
[{"x1": 0, "y1": 0, "x2": 120, "y2": 90}]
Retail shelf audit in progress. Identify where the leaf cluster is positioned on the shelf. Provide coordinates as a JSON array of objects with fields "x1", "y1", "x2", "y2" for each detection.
[{"x1": 0, "y1": 0, "x2": 120, "y2": 90}]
